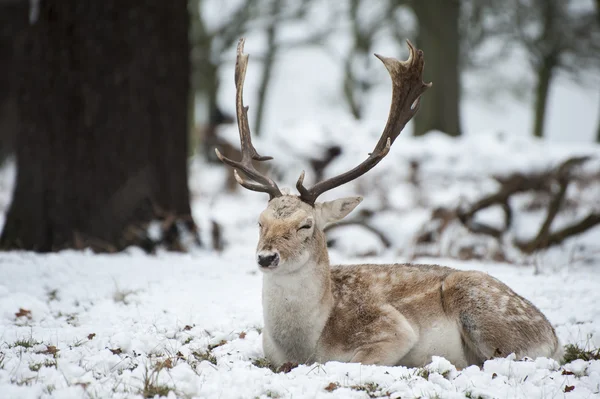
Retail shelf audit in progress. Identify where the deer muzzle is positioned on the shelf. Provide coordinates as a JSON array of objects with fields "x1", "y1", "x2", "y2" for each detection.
[{"x1": 257, "y1": 251, "x2": 280, "y2": 269}]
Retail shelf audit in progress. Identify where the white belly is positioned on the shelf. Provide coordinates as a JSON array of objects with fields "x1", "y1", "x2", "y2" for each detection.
[{"x1": 400, "y1": 319, "x2": 467, "y2": 368}]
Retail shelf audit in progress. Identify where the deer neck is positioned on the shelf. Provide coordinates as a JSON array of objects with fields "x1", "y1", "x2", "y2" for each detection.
[
  {"x1": 261, "y1": 231, "x2": 333, "y2": 355},
  {"x1": 263, "y1": 232, "x2": 333, "y2": 311}
]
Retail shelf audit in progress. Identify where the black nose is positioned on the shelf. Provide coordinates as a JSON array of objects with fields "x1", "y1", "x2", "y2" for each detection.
[{"x1": 258, "y1": 253, "x2": 279, "y2": 267}]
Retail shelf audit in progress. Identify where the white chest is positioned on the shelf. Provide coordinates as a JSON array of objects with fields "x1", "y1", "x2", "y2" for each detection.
[{"x1": 262, "y1": 275, "x2": 331, "y2": 363}]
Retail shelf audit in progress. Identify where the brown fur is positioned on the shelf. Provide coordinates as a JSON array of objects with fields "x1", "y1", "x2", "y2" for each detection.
[{"x1": 257, "y1": 195, "x2": 562, "y2": 368}]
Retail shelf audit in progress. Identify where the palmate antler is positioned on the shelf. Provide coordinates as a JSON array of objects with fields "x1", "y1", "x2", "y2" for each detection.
[
  {"x1": 218, "y1": 38, "x2": 431, "y2": 204},
  {"x1": 297, "y1": 41, "x2": 431, "y2": 205}
]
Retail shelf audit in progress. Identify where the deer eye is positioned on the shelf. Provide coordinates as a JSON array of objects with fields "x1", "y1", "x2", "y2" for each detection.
[
  {"x1": 258, "y1": 222, "x2": 263, "y2": 228},
  {"x1": 298, "y1": 222, "x2": 312, "y2": 231}
]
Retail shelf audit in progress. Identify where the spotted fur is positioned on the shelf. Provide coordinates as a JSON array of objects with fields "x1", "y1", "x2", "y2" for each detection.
[{"x1": 257, "y1": 195, "x2": 562, "y2": 368}]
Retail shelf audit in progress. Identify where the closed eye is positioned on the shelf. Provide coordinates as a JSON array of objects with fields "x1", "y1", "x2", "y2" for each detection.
[{"x1": 298, "y1": 224, "x2": 312, "y2": 230}]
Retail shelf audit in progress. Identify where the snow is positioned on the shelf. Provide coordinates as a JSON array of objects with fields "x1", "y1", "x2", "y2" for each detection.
[
  {"x1": 2, "y1": 3, "x2": 600, "y2": 394},
  {"x1": 1, "y1": 131, "x2": 600, "y2": 398},
  {"x1": 0, "y1": 251, "x2": 599, "y2": 398}
]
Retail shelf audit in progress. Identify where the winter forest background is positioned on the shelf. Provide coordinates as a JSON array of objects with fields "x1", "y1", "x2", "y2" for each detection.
[{"x1": 0, "y1": 0, "x2": 600, "y2": 398}]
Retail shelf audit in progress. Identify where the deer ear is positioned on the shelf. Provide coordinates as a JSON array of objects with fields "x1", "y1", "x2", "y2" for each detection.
[{"x1": 315, "y1": 197, "x2": 363, "y2": 229}]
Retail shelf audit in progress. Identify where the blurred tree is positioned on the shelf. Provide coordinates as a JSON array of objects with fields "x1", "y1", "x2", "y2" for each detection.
[
  {"x1": 0, "y1": 1, "x2": 196, "y2": 252},
  {"x1": 190, "y1": 0, "x2": 254, "y2": 160},
  {"x1": 253, "y1": 0, "x2": 283, "y2": 137},
  {"x1": 341, "y1": 0, "x2": 416, "y2": 120},
  {"x1": 0, "y1": 0, "x2": 28, "y2": 164},
  {"x1": 190, "y1": 0, "x2": 327, "y2": 161},
  {"x1": 342, "y1": 0, "x2": 382, "y2": 119},
  {"x1": 458, "y1": 0, "x2": 513, "y2": 70},
  {"x1": 253, "y1": 0, "x2": 332, "y2": 135},
  {"x1": 513, "y1": 0, "x2": 600, "y2": 138},
  {"x1": 385, "y1": 0, "x2": 463, "y2": 136},
  {"x1": 410, "y1": 0, "x2": 462, "y2": 137},
  {"x1": 596, "y1": 0, "x2": 600, "y2": 143}
]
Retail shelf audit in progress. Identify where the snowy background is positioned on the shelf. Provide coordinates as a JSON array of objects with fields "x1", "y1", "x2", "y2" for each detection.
[
  {"x1": 1, "y1": 0, "x2": 600, "y2": 397},
  {"x1": 200, "y1": 0, "x2": 600, "y2": 143},
  {"x1": 1, "y1": 130, "x2": 600, "y2": 398}
]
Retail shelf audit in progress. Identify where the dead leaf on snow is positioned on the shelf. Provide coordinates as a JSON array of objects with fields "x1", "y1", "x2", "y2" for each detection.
[
  {"x1": 109, "y1": 348, "x2": 122, "y2": 355},
  {"x1": 324, "y1": 382, "x2": 339, "y2": 392},
  {"x1": 15, "y1": 308, "x2": 32, "y2": 319},
  {"x1": 36, "y1": 345, "x2": 59, "y2": 357},
  {"x1": 208, "y1": 340, "x2": 227, "y2": 350},
  {"x1": 162, "y1": 358, "x2": 173, "y2": 369},
  {"x1": 44, "y1": 345, "x2": 59, "y2": 356}
]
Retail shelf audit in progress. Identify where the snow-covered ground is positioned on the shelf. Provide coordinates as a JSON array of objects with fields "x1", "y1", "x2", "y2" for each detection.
[
  {"x1": 0, "y1": 251, "x2": 599, "y2": 399},
  {"x1": 1, "y1": 131, "x2": 600, "y2": 398},
  {"x1": 2, "y1": 2, "x2": 599, "y2": 396}
]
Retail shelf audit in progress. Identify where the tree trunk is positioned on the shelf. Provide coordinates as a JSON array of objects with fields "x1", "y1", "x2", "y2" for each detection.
[
  {"x1": 343, "y1": 0, "x2": 373, "y2": 120},
  {"x1": 0, "y1": 0, "x2": 28, "y2": 164},
  {"x1": 596, "y1": 91, "x2": 600, "y2": 144},
  {"x1": 254, "y1": 0, "x2": 282, "y2": 136},
  {"x1": 189, "y1": 1, "x2": 223, "y2": 160},
  {"x1": 412, "y1": 0, "x2": 462, "y2": 137},
  {"x1": 595, "y1": 0, "x2": 600, "y2": 143},
  {"x1": 343, "y1": 53, "x2": 366, "y2": 120},
  {"x1": 532, "y1": 56, "x2": 555, "y2": 139},
  {"x1": 1, "y1": 0, "x2": 197, "y2": 252}
]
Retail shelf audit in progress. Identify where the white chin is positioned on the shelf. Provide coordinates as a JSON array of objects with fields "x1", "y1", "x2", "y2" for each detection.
[
  {"x1": 258, "y1": 264, "x2": 278, "y2": 272},
  {"x1": 279, "y1": 254, "x2": 310, "y2": 274}
]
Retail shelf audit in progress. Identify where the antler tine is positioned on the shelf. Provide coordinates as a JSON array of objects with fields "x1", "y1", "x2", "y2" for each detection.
[
  {"x1": 297, "y1": 40, "x2": 431, "y2": 205},
  {"x1": 215, "y1": 38, "x2": 282, "y2": 200}
]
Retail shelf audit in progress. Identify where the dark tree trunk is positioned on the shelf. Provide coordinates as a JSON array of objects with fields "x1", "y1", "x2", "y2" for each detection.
[
  {"x1": 532, "y1": 56, "x2": 556, "y2": 139},
  {"x1": 0, "y1": 0, "x2": 28, "y2": 164},
  {"x1": 1, "y1": 0, "x2": 197, "y2": 252},
  {"x1": 412, "y1": 0, "x2": 462, "y2": 137}
]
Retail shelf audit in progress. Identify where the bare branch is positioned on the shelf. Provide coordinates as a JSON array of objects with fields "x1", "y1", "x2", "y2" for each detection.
[
  {"x1": 456, "y1": 156, "x2": 595, "y2": 252},
  {"x1": 324, "y1": 220, "x2": 392, "y2": 248},
  {"x1": 516, "y1": 213, "x2": 600, "y2": 254}
]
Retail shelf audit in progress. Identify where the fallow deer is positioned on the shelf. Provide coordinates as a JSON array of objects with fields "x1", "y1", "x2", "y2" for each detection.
[{"x1": 216, "y1": 38, "x2": 563, "y2": 368}]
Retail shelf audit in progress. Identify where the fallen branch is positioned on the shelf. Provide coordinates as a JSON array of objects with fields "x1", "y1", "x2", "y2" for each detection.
[
  {"x1": 455, "y1": 156, "x2": 598, "y2": 254},
  {"x1": 324, "y1": 220, "x2": 392, "y2": 248},
  {"x1": 516, "y1": 213, "x2": 600, "y2": 254}
]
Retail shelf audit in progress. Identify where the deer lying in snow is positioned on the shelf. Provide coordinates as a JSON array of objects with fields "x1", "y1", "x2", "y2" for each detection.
[{"x1": 217, "y1": 38, "x2": 563, "y2": 368}]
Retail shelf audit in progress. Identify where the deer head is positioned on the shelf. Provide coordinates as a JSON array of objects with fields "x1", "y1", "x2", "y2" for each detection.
[{"x1": 216, "y1": 38, "x2": 430, "y2": 272}]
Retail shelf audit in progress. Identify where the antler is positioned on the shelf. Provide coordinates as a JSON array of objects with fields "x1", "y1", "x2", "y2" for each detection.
[
  {"x1": 296, "y1": 40, "x2": 431, "y2": 205},
  {"x1": 215, "y1": 38, "x2": 283, "y2": 200}
]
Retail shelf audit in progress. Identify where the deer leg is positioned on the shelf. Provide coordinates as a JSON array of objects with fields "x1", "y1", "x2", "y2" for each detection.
[{"x1": 350, "y1": 307, "x2": 418, "y2": 366}]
